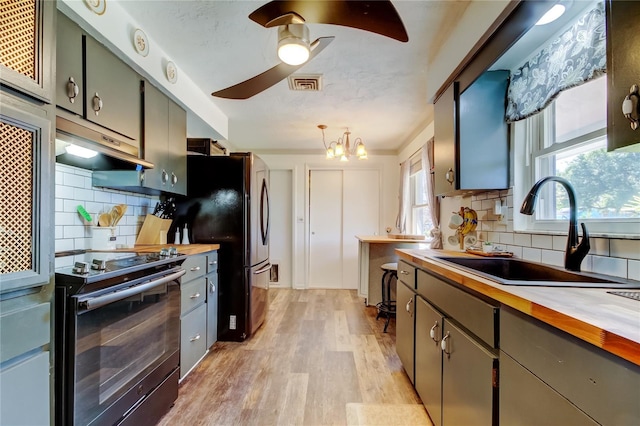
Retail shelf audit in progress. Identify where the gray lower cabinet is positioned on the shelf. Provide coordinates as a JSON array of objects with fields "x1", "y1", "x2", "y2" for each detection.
[
  {"x1": 396, "y1": 261, "x2": 417, "y2": 384},
  {"x1": 501, "y1": 306, "x2": 640, "y2": 425},
  {"x1": 0, "y1": 351, "x2": 50, "y2": 426},
  {"x1": 180, "y1": 254, "x2": 207, "y2": 379},
  {"x1": 415, "y1": 296, "x2": 444, "y2": 426},
  {"x1": 206, "y1": 251, "x2": 219, "y2": 348}
]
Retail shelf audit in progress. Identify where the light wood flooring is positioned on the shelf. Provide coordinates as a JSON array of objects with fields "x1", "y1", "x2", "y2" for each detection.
[{"x1": 158, "y1": 288, "x2": 432, "y2": 425}]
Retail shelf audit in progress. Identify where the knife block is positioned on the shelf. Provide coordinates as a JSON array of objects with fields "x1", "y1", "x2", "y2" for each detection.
[{"x1": 136, "y1": 214, "x2": 173, "y2": 245}]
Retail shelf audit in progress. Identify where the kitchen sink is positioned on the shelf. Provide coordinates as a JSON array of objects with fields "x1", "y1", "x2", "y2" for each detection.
[{"x1": 434, "y1": 257, "x2": 640, "y2": 288}]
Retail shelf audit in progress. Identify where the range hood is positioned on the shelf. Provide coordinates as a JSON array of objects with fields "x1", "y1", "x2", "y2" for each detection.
[{"x1": 55, "y1": 115, "x2": 154, "y2": 170}]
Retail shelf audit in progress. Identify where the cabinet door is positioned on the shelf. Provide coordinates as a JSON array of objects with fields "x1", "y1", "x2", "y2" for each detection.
[
  {"x1": 55, "y1": 11, "x2": 83, "y2": 115},
  {"x1": 180, "y1": 303, "x2": 207, "y2": 379},
  {"x1": 0, "y1": 95, "x2": 52, "y2": 292},
  {"x1": 0, "y1": 0, "x2": 54, "y2": 102},
  {"x1": 142, "y1": 82, "x2": 168, "y2": 191},
  {"x1": 606, "y1": 0, "x2": 640, "y2": 151},
  {"x1": 415, "y1": 296, "x2": 443, "y2": 426},
  {"x1": 0, "y1": 351, "x2": 50, "y2": 426},
  {"x1": 167, "y1": 98, "x2": 186, "y2": 195},
  {"x1": 433, "y1": 83, "x2": 457, "y2": 196},
  {"x1": 396, "y1": 281, "x2": 415, "y2": 384},
  {"x1": 441, "y1": 320, "x2": 497, "y2": 426},
  {"x1": 85, "y1": 37, "x2": 141, "y2": 140},
  {"x1": 500, "y1": 353, "x2": 598, "y2": 426}
]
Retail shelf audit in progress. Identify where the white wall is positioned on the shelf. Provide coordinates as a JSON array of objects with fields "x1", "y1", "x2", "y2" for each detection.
[{"x1": 258, "y1": 153, "x2": 398, "y2": 289}]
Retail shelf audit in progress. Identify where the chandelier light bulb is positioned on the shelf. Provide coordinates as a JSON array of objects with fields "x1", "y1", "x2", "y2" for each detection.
[{"x1": 334, "y1": 142, "x2": 345, "y2": 157}]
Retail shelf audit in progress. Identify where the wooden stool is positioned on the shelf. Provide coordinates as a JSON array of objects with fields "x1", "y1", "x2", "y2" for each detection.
[{"x1": 376, "y1": 262, "x2": 397, "y2": 332}]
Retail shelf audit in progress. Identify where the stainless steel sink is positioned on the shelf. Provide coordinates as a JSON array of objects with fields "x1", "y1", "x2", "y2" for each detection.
[{"x1": 434, "y1": 257, "x2": 640, "y2": 288}]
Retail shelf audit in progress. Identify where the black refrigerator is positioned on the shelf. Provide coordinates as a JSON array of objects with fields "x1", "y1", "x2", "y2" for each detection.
[{"x1": 171, "y1": 152, "x2": 270, "y2": 341}]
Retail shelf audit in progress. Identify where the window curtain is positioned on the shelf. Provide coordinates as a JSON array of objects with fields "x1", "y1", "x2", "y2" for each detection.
[
  {"x1": 423, "y1": 140, "x2": 442, "y2": 248},
  {"x1": 395, "y1": 159, "x2": 411, "y2": 233},
  {"x1": 505, "y1": 1, "x2": 606, "y2": 122}
]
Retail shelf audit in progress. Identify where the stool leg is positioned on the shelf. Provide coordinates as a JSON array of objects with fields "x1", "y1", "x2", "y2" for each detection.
[{"x1": 383, "y1": 313, "x2": 390, "y2": 333}]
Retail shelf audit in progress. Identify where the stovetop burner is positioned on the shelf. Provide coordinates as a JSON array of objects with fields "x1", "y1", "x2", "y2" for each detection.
[{"x1": 55, "y1": 249, "x2": 186, "y2": 294}]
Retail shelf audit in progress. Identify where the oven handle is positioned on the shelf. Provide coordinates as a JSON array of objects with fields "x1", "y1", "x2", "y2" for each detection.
[{"x1": 80, "y1": 269, "x2": 186, "y2": 312}]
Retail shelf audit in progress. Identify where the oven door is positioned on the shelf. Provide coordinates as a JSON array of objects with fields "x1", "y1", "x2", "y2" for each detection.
[{"x1": 66, "y1": 268, "x2": 184, "y2": 426}]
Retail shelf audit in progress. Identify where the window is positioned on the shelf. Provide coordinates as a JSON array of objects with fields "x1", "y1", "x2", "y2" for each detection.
[
  {"x1": 515, "y1": 76, "x2": 640, "y2": 235},
  {"x1": 410, "y1": 167, "x2": 433, "y2": 236}
]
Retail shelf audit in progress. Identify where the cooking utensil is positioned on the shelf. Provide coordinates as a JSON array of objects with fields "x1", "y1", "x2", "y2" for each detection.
[{"x1": 98, "y1": 212, "x2": 111, "y2": 227}]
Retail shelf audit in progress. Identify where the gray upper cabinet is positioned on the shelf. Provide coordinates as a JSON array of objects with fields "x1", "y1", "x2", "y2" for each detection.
[
  {"x1": 433, "y1": 71, "x2": 509, "y2": 197},
  {"x1": 0, "y1": 0, "x2": 54, "y2": 103},
  {"x1": 606, "y1": 0, "x2": 640, "y2": 152},
  {"x1": 85, "y1": 37, "x2": 141, "y2": 141},
  {"x1": 142, "y1": 81, "x2": 187, "y2": 195},
  {"x1": 55, "y1": 11, "x2": 83, "y2": 116}
]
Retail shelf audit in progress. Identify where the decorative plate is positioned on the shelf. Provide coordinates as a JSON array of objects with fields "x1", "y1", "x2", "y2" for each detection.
[
  {"x1": 84, "y1": 0, "x2": 106, "y2": 15},
  {"x1": 133, "y1": 29, "x2": 149, "y2": 57},
  {"x1": 166, "y1": 61, "x2": 177, "y2": 84}
]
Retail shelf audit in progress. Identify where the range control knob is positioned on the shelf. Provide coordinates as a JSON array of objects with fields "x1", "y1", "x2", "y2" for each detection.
[
  {"x1": 168, "y1": 247, "x2": 178, "y2": 256},
  {"x1": 159, "y1": 248, "x2": 169, "y2": 257},
  {"x1": 91, "y1": 259, "x2": 106, "y2": 271},
  {"x1": 72, "y1": 262, "x2": 89, "y2": 274}
]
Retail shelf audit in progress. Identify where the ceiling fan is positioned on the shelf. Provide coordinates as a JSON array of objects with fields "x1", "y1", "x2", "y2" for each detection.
[{"x1": 211, "y1": 0, "x2": 408, "y2": 100}]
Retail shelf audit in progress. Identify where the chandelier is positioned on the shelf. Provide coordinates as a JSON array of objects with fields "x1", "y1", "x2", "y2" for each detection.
[{"x1": 318, "y1": 124, "x2": 367, "y2": 161}]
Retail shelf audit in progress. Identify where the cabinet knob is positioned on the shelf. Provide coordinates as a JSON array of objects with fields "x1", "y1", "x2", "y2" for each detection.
[
  {"x1": 622, "y1": 84, "x2": 639, "y2": 130},
  {"x1": 441, "y1": 332, "x2": 451, "y2": 358},
  {"x1": 171, "y1": 172, "x2": 178, "y2": 186},
  {"x1": 190, "y1": 334, "x2": 201, "y2": 342},
  {"x1": 445, "y1": 168, "x2": 455, "y2": 184},
  {"x1": 66, "y1": 77, "x2": 79, "y2": 103},
  {"x1": 92, "y1": 93, "x2": 103, "y2": 115},
  {"x1": 161, "y1": 169, "x2": 169, "y2": 184}
]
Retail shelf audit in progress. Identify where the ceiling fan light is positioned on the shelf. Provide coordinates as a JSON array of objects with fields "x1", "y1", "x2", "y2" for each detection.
[{"x1": 277, "y1": 24, "x2": 310, "y2": 65}]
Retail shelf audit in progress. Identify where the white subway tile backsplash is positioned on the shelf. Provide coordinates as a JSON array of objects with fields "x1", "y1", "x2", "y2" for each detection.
[
  {"x1": 628, "y1": 260, "x2": 640, "y2": 281},
  {"x1": 531, "y1": 234, "x2": 553, "y2": 249},
  {"x1": 74, "y1": 188, "x2": 94, "y2": 202},
  {"x1": 56, "y1": 184, "x2": 74, "y2": 199},
  {"x1": 498, "y1": 232, "x2": 514, "y2": 245},
  {"x1": 94, "y1": 191, "x2": 112, "y2": 203},
  {"x1": 552, "y1": 235, "x2": 566, "y2": 251},
  {"x1": 610, "y1": 239, "x2": 640, "y2": 261},
  {"x1": 63, "y1": 172, "x2": 86, "y2": 188},
  {"x1": 522, "y1": 247, "x2": 542, "y2": 262},
  {"x1": 55, "y1": 238, "x2": 74, "y2": 253},
  {"x1": 63, "y1": 225, "x2": 86, "y2": 239},
  {"x1": 507, "y1": 245, "x2": 523, "y2": 258},
  {"x1": 591, "y1": 255, "x2": 627, "y2": 279},
  {"x1": 513, "y1": 233, "x2": 531, "y2": 247},
  {"x1": 541, "y1": 249, "x2": 563, "y2": 267},
  {"x1": 589, "y1": 238, "x2": 610, "y2": 256}
]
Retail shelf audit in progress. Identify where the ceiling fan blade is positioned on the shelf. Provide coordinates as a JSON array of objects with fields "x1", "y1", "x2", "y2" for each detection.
[
  {"x1": 211, "y1": 36, "x2": 335, "y2": 100},
  {"x1": 249, "y1": 0, "x2": 408, "y2": 42}
]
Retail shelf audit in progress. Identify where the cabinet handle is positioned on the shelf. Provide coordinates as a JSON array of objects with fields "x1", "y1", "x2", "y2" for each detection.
[
  {"x1": 399, "y1": 270, "x2": 409, "y2": 275},
  {"x1": 622, "y1": 84, "x2": 639, "y2": 130},
  {"x1": 429, "y1": 321, "x2": 440, "y2": 344},
  {"x1": 171, "y1": 172, "x2": 178, "y2": 186},
  {"x1": 445, "y1": 168, "x2": 455, "y2": 184},
  {"x1": 190, "y1": 266, "x2": 201, "y2": 272},
  {"x1": 161, "y1": 169, "x2": 169, "y2": 184},
  {"x1": 190, "y1": 334, "x2": 201, "y2": 342},
  {"x1": 92, "y1": 93, "x2": 103, "y2": 115},
  {"x1": 209, "y1": 281, "x2": 216, "y2": 293},
  {"x1": 190, "y1": 292, "x2": 201, "y2": 299},
  {"x1": 405, "y1": 297, "x2": 413, "y2": 316},
  {"x1": 209, "y1": 260, "x2": 217, "y2": 265},
  {"x1": 66, "y1": 77, "x2": 79, "y2": 103},
  {"x1": 441, "y1": 332, "x2": 451, "y2": 358}
]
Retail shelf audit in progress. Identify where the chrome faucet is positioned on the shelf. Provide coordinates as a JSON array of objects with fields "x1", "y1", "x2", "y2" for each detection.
[{"x1": 520, "y1": 176, "x2": 590, "y2": 272}]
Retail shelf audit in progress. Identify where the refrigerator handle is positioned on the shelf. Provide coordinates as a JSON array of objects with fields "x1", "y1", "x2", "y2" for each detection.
[{"x1": 253, "y1": 263, "x2": 272, "y2": 275}]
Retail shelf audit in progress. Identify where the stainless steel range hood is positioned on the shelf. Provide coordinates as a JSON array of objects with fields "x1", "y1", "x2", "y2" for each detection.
[{"x1": 55, "y1": 115, "x2": 154, "y2": 170}]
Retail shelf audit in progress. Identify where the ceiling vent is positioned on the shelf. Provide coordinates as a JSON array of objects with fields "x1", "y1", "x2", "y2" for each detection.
[{"x1": 288, "y1": 74, "x2": 323, "y2": 91}]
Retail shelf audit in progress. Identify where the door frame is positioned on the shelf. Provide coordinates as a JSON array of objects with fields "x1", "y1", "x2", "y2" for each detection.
[{"x1": 304, "y1": 163, "x2": 383, "y2": 289}]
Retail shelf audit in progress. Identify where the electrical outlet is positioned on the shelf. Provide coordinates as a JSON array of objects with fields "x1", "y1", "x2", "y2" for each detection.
[{"x1": 230, "y1": 315, "x2": 237, "y2": 330}]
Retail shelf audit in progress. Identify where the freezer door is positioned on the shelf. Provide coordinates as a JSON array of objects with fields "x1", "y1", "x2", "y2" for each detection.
[
  {"x1": 249, "y1": 261, "x2": 270, "y2": 335},
  {"x1": 250, "y1": 154, "x2": 270, "y2": 266}
]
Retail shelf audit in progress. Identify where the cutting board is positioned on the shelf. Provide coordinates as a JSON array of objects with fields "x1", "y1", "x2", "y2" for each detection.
[
  {"x1": 136, "y1": 214, "x2": 173, "y2": 244},
  {"x1": 466, "y1": 249, "x2": 513, "y2": 257}
]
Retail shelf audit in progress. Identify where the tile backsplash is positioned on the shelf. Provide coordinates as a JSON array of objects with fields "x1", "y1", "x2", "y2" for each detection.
[
  {"x1": 55, "y1": 163, "x2": 159, "y2": 252},
  {"x1": 442, "y1": 188, "x2": 640, "y2": 281}
]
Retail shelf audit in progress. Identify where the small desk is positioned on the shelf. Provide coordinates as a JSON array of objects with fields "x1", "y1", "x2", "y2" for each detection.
[{"x1": 356, "y1": 235, "x2": 428, "y2": 306}]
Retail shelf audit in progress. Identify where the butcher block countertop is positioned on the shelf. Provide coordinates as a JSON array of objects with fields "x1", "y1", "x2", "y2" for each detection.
[
  {"x1": 133, "y1": 244, "x2": 220, "y2": 255},
  {"x1": 396, "y1": 248, "x2": 640, "y2": 367},
  {"x1": 356, "y1": 235, "x2": 428, "y2": 243}
]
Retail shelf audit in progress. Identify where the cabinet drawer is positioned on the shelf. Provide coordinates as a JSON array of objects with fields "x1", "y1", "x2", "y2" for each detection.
[
  {"x1": 417, "y1": 270, "x2": 498, "y2": 348},
  {"x1": 206, "y1": 251, "x2": 218, "y2": 274},
  {"x1": 500, "y1": 352, "x2": 597, "y2": 425},
  {"x1": 398, "y1": 260, "x2": 416, "y2": 289},
  {"x1": 501, "y1": 307, "x2": 640, "y2": 425},
  {"x1": 0, "y1": 303, "x2": 50, "y2": 363},
  {"x1": 180, "y1": 304, "x2": 207, "y2": 379},
  {"x1": 181, "y1": 254, "x2": 207, "y2": 282},
  {"x1": 180, "y1": 277, "x2": 206, "y2": 314}
]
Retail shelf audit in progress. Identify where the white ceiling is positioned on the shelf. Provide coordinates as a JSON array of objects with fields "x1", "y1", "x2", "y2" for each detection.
[{"x1": 114, "y1": 0, "x2": 471, "y2": 154}]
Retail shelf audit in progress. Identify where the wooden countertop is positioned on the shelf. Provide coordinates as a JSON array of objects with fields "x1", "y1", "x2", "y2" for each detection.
[
  {"x1": 133, "y1": 244, "x2": 220, "y2": 255},
  {"x1": 356, "y1": 235, "x2": 429, "y2": 243},
  {"x1": 396, "y1": 248, "x2": 640, "y2": 366}
]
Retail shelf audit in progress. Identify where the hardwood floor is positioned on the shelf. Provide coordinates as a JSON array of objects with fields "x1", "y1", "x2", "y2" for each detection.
[{"x1": 158, "y1": 288, "x2": 431, "y2": 425}]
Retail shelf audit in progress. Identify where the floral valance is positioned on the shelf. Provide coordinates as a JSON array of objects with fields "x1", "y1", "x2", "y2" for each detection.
[{"x1": 505, "y1": 2, "x2": 606, "y2": 122}]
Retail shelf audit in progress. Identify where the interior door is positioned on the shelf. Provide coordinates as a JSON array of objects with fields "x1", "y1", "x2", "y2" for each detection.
[{"x1": 309, "y1": 170, "x2": 343, "y2": 288}]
